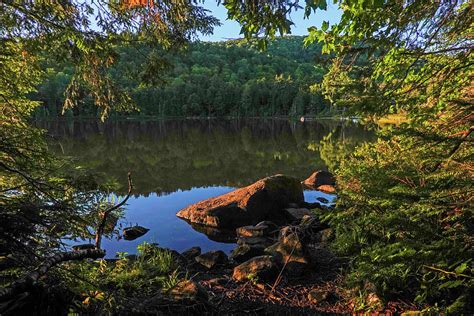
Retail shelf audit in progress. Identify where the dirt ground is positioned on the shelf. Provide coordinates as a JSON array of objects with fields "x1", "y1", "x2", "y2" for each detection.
[{"x1": 187, "y1": 245, "x2": 418, "y2": 315}]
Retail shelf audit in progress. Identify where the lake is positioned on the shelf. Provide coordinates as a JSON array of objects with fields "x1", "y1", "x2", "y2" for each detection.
[{"x1": 37, "y1": 118, "x2": 373, "y2": 257}]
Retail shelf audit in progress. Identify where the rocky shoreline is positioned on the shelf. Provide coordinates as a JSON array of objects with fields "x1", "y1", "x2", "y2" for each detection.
[
  {"x1": 101, "y1": 171, "x2": 413, "y2": 314},
  {"x1": 163, "y1": 171, "x2": 350, "y2": 313}
]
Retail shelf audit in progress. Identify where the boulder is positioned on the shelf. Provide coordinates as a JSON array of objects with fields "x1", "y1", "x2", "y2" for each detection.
[
  {"x1": 177, "y1": 175, "x2": 304, "y2": 229},
  {"x1": 284, "y1": 208, "x2": 312, "y2": 221},
  {"x1": 317, "y1": 185, "x2": 336, "y2": 194},
  {"x1": 232, "y1": 255, "x2": 278, "y2": 282},
  {"x1": 123, "y1": 226, "x2": 149, "y2": 241},
  {"x1": 181, "y1": 246, "x2": 201, "y2": 261},
  {"x1": 230, "y1": 244, "x2": 265, "y2": 263},
  {"x1": 195, "y1": 250, "x2": 228, "y2": 269},
  {"x1": 170, "y1": 280, "x2": 208, "y2": 302},
  {"x1": 303, "y1": 170, "x2": 335, "y2": 188},
  {"x1": 236, "y1": 225, "x2": 269, "y2": 238},
  {"x1": 265, "y1": 226, "x2": 311, "y2": 276}
]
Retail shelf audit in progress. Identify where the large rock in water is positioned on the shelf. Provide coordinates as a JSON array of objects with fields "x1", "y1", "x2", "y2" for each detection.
[{"x1": 176, "y1": 175, "x2": 304, "y2": 228}]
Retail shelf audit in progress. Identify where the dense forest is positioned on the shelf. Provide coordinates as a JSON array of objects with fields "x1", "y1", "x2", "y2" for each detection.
[{"x1": 35, "y1": 37, "x2": 331, "y2": 118}]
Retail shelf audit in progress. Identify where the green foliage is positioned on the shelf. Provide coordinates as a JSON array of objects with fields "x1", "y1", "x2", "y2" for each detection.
[
  {"x1": 0, "y1": 2, "x2": 216, "y2": 311},
  {"x1": 64, "y1": 243, "x2": 184, "y2": 313},
  {"x1": 1, "y1": 1, "x2": 220, "y2": 119},
  {"x1": 35, "y1": 36, "x2": 331, "y2": 118},
  {"x1": 323, "y1": 134, "x2": 473, "y2": 309},
  {"x1": 246, "y1": 273, "x2": 259, "y2": 284},
  {"x1": 213, "y1": 0, "x2": 471, "y2": 311},
  {"x1": 287, "y1": 0, "x2": 474, "y2": 311}
]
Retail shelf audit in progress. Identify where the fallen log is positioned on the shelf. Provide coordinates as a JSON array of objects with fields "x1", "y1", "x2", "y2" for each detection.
[{"x1": 0, "y1": 248, "x2": 105, "y2": 302}]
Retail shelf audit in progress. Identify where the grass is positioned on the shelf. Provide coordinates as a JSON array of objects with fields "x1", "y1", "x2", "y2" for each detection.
[{"x1": 64, "y1": 242, "x2": 185, "y2": 313}]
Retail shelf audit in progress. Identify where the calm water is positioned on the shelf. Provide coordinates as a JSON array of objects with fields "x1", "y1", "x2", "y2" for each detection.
[{"x1": 38, "y1": 119, "x2": 373, "y2": 257}]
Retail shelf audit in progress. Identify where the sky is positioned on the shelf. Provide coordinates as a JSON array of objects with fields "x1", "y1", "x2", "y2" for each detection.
[{"x1": 200, "y1": 2, "x2": 342, "y2": 42}]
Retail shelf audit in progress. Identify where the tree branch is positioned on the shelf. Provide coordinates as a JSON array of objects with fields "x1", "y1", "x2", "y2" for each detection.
[
  {"x1": 95, "y1": 172, "x2": 133, "y2": 248},
  {"x1": 0, "y1": 249, "x2": 105, "y2": 302}
]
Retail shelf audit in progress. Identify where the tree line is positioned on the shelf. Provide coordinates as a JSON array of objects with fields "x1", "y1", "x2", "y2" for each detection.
[{"x1": 34, "y1": 36, "x2": 332, "y2": 118}]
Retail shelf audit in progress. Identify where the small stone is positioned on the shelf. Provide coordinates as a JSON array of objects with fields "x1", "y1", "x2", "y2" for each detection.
[
  {"x1": 265, "y1": 226, "x2": 310, "y2": 276},
  {"x1": 255, "y1": 283, "x2": 265, "y2": 290},
  {"x1": 230, "y1": 244, "x2": 265, "y2": 263},
  {"x1": 255, "y1": 221, "x2": 279, "y2": 236},
  {"x1": 237, "y1": 236, "x2": 273, "y2": 247},
  {"x1": 308, "y1": 290, "x2": 329, "y2": 305},
  {"x1": 317, "y1": 185, "x2": 336, "y2": 194},
  {"x1": 170, "y1": 280, "x2": 208, "y2": 301},
  {"x1": 181, "y1": 246, "x2": 201, "y2": 260},
  {"x1": 236, "y1": 225, "x2": 267, "y2": 238},
  {"x1": 284, "y1": 208, "x2": 312, "y2": 221},
  {"x1": 195, "y1": 250, "x2": 228, "y2": 269},
  {"x1": 316, "y1": 197, "x2": 329, "y2": 204},
  {"x1": 303, "y1": 170, "x2": 335, "y2": 188},
  {"x1": 122, "y1": 226, "x2": 149, "y2": 241},
  {"x1": 232, "y1": 256, "x2": 278, "y2": 282}
]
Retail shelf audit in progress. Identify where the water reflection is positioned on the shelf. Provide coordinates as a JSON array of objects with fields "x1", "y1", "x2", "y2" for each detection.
[
  {"x1": 39, "y1": 119, "x2": 373, "y2": 195},
  {"x1": 38, "y1": 119, "x2": 373, "y2": 255}
]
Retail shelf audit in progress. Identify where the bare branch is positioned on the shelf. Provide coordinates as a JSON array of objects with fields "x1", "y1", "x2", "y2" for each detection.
[{"x1": 95, "y1": 172, "x2": 133, "y2": 248}]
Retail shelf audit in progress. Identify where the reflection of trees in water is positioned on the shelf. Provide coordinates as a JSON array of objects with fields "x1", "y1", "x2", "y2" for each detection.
[
  {"x1": 38, "y1": 119, "x2": 373, "y2": 195},
  {"x1": 318, "y1": 123, "x2": 377, "y2": 172}
]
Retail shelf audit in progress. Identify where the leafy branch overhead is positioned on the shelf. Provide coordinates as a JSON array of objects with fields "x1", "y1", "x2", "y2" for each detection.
[{"x1": 1, "y1": 0, "x2": 220, "y2": 119}]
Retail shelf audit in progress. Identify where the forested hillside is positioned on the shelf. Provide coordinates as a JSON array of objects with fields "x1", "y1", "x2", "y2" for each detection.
[{"x1": 35, "y1": 36, "x2": 330, "y2": 118}]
